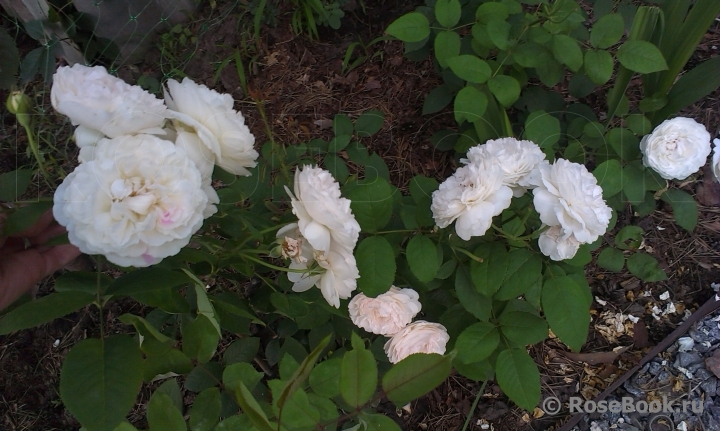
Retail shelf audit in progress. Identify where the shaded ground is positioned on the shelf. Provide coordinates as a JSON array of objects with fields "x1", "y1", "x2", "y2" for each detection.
[{"x1": 1, "y1": 1, "x2": 719, "y2": 430}]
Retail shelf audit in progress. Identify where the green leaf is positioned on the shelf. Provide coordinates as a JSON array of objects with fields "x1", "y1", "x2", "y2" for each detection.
[
  {"x1": 661, "y1": 189, "x2": 697, "y2": 232},
  {"x1": 627, "y1": 252, "x2": 667, "y2": 282},
  {"x1": 434, "y1": 30, "x2": 461, "y2": 68},
  {"x1": 616, "y1": 40, "x2": 668, "y2": 74},
  {"x1": 422, "y1": 84, "x2": 454, "y2": 115},
  {"x1": 622, "y1": 163, "x2": 647, "y2": 205},
  {"x1": 60, "y1": 336, "x2": 144, "y2": 431},
  {"x1": 597, "y1": 247, "x2": 625, "y2": 272},
  {"x1": 614, "y1": 225, "x2": 644, "y2": 250},
  {"x1": 189, "y1": 388, "x2": 221, "y2": 431},
  {"x1": 499, "y1": 309, "x2": 548, "y2": 346},
  {"x1": 356, "y1": 236, "x2": 396, "y2": 297},
  {"x1": 361, "y1": 413, "x2": 403, "y2": 431},
  {"x1": 542, "y1": 276, "x2": 590, "y2": 351},
  {"x1": 606, "y1": 127, "x2": 639, "y2": 160},
  {"x1": 328, "y1": 134, "x2": 352, "y2": 153},
  {"x1": 354, "y1": 110, "x2": 384, "y2": 137},
  {"x1": 447, "y1": 55, "x2": 492, "y2": 84},
  {"x1": 625, "y1": 114, "x2": 652, "y2": 135},
  {"x1": 455, "y1": 323, "x2": 499, "y2": 364},
  {"x1": 143, "y1": 349, "x2": 193, "y2": 382},
  {"x1": 584, "y1": 49, "x2": 614, "y2": 85},
  {"x1": 333, "y1": 114, "x2": 353, "y2": 136},
  {"x1": 454, "y1": 86, "x2": 488, "y2": 125},
  {"x1": 495, "y1": 249, "x2": 542, "y2": 301},
  {"x1": 55, "y1": 271, "x2": 112, "y2": 295},
  {"x1": 119, "y1": 313, "x2": 173, "y2": 355},
  {"x1": 157, "y1": 379, "x2": 183, "y2": 412},
  {"x1": 386, "y1": 12, "x2": 430, "y2": 42},
  {"x1": 0, "y1": 291, "x2": 94, "y2": 335},
  {"x1": 181, "y1": 314, "x2": 220, "y2": 363},
  {"x1": 590, "y1": 13, "x2": 625, "y2": 49},
  {"x1": 455, "y1": 265, "x2": 491, "y2": 321},
  {"x1": 495, "y1": 348, "x2": 540, "y2": 411},
  {"x1": 214, "y1": 415, "x2": 253, "y2": 431},
  {"x1": 476, "y1": 2, "x2": 509, "y2": 23},
  {"x1": 655, "y1": 56, "x2": 720, "y2": 122},
  {"x1": 409, "y1": 175, "x2": 439, "y2": 204},
  {"x1": 323, "y1": 153, "x2": 349, "y2": 183},
  {"x1": 3, "y1": 201, "x2": 52, "y2": 235},
  {"x1": 147, "y1": 391, "x2": 186, "y2": 431},
  {"x1": 184, "y1": 362, "x2": 223, "y2": 392},
  {"x1": 340, "y1": 338, "x2": 377, "y2": 407},
  {"x1": 223, "y1": 338, "x2": 260, "y2": 364},
  {"x1": 348, "y1": 177, "x2": 394, "y2": 232},
  {"x1": 524, "y1": 110, "x2": 560, "y2": 148},
  {"x1": 513, "y1": 42, "x2": 553, "y2": 68},
  {"x1": 231, "y1": 382, "x2": 275, "y2": 431},
  {"x1": 406, "y1": 235, "x2": 440, "y2": 282},
  {"x1": 309, "y1": 358, "x2": 342, "y2": 398},
  {"x1": 552, "y1": 35, "x2": 583, "y2": 72},
  {"x1": 0, "y1": 27, "x2": 20, "y2": 90},
  {"x1": 382, "y1": 353, "x2": 453, "y2": 406},
  {"x1": 0, "y1": 169, "x2": 33, "y2": 201},
  {"x1": 470, "y1": 243, "x2": 508, "y2": 297},
  {"x1": 487, "y1": 20, "x2": 512, "y2": 50},
  {"x1": 277, "y1": 334, "x2": 331, "y2": 409},
  {"x1": 488, "y1": 75, "x2": 521, "y2": 108},
  {"x1": 593, "y1": 159, "x2": 623, "y2": 198},
  {"x1": 106, "y1": 268, "x2": 189, "y2": 295},
  {"x1": 435, "y1": 0, "x2": 462, "y2": 27},
  {"x1": 223, "y1": 362, "x2": 264, "y2": 393},
  {"x1": 268, "y1": 380, "x2": 320, "y2": 429}
]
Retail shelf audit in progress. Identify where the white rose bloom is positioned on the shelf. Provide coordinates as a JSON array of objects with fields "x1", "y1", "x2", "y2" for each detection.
[
  {"x1": 348, "y1": 287, "x2": 422, "y2": 336},
  {"x1": 286, "y1": 166, "x2": 361, "y2": 254},
  {"x1": 384, "y1": 321, "x2": 450, "y2": 364},
  {"x1": 431, "y1": 163, "x2": 513, "y2": 241},
  {"x1": 463, "y1": 138, "x2": 546, "y2": 197},
  {"x1": 538, "y1": 225, "x2": 581, "y2": 261},
  {"x1": 276, "y1": 224, "x2": 359, "y2": 308},
  {"x1": 165, "y1": 78, "x2": 258, "y2": 176},
  {"x1": 53, "y1": 134, "x2": 209, "y2": 267},
  {"x1": 51, "y1": 64, "x2": 167, "y2": 139},
  {"x1": 712, "y1": 138, "x2": 720, "y2": 182},
  {"x1": 531, "y1": 159, "x2": 611, "y2": 244},
  {"x1": 639, "y1": 117, "x2": 711, "y2": 180}
]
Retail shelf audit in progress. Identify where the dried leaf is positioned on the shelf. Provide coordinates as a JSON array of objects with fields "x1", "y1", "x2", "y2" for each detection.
[{"x1": 562, "y1": 346, "x2": 630, "y2": 365}]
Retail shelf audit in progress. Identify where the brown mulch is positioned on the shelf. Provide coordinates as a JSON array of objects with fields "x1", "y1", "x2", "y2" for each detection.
[{"x1": 1, "y1": 1, "x2": 719, "y2": 430}]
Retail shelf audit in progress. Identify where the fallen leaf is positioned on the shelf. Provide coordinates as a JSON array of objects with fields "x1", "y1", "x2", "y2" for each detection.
[
  {"x1": 364, "y1": 80, "x2": 382, "y2": 91},
  {"x1": 314, "y1": 119, "x2": 333, "y2": 129},
  {"x1": 633, "y1": 320, "x2": 650, "y2": 348},
  {"x1": 705, "y1": 349, "x2": 720, "y2": 378},
  {"x1": 562, "y1": 346, "x2": 631, "y2": 365}
]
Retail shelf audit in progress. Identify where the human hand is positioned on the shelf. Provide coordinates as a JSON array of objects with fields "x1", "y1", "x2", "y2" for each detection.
[{"x1": 0, "y1": 210, "x2": 81, "y2": 310}]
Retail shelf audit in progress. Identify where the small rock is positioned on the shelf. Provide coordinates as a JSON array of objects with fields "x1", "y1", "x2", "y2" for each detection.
[
  {"x1": 695, "y1": 368, "x2": 712, "y2": 380},
  {"x1": 675, "y1": 352, "x2": 703, "y2": 368},
  {"x1": 657, "y1": 370, "x2": 672, "y2": 383},
  {"x1": 705, "y1": 350, "x2": 720, "y2": 378},
  {"x1": 647, "y1": 361, "x2": 662, "y2": 376},
  {"x1": 701, "y1": 377, "x2": 717, "y2": 397},
  {"x1": 624, "y1": 381, "x2": 645, "y2": 398}
]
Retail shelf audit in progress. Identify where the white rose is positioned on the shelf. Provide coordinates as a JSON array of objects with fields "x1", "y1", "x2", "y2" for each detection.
[
  {"x1": 348, "y1": 287, "x2": 422, "y2": 336},
  {"x1": 51, "y1": 64, "x2": 167, "y2": 139},
  {"x1": 53, "y1": 134, "x2": 208, "y2": 267},
  {"x1": 463, "y1": 137, "x2": 546, "y2": 197},
  {"x1": 531, "y1": 159, "x2": 611, "y2": 244},
  {"x1": 639, "y1": 117, "x2": 711, "y2": 180},
  {"x1": 286, "y1": 166, "x2": 361, "y2": 255},
  {"x1": 538, "y1": 225, "x2": 581, "y2": 261},
  {"x1": 712, "y1": 138, "x2": 720, "y2": 182},
  {"x1": 277, "y1": 224, "x2": 359, "y2": 308},
  {"x1": 165, "y1": 78, "x2": 258, "y2": 176},
  {"x1": 383, "y1": 321, "x2": 450, "y2": 364},
  {"x1": 431, "y1": 163, "x2": 513, "y2": 241}
]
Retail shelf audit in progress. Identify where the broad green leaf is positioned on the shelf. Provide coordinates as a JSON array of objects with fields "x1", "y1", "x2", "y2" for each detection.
[
  {"x1": 435, "y1": 0, "x2": 462, "y2": 27},
  {"x1": 356, "y1": 236, "x2": 396, "y2": 297},
  {"x1": 454, "y1": 86, "x2": 487, "y2": 124},
  {"x1": 552, "y1": 35, "x2": 583, "y2": 72},
  {"x1": 590, "y1": 13, "x2": 624, "y2": 49},
  {"x1": 382, "y1": 353, "x2": 453, "y2": 406},
  {"x1": 487, "y1": 20, "x2": 511, "y2": 50},
  {"x1": 268, "y1": 380, "x2": 319, "y2": 429},
  {"x1": 616, "y1": 40, "x2": 668, "y2": 74},
  {"x1": 224, "y1": 338, "x2": 261, "y2": 364},
  {"x1": 60, "y1": 336, "x2": 144, "y2": 431},
  {"x1": 333, "y1": 114, "x2": 353, "y2": 136},
  {"x1": 406, "y1": 235, "x2": 439, "y2": 282},
  {"x1": 54, "y1": 271, "x2": 112, "y2": 295},
  {"x1": 622, "y1": 163, "x2": 647, "y2": 205},
  {"x1": 328, "y1": 134, "x2": 352, "y2": 153},
  {"x1": 627, "y1": 252, "x2": 667, "y2": 282},
  {"x1": 157, "y1": 378, "x2": 183, "y2": 412},
  {"x1": 348, "y1": 177, "x2": 394, "y2": 232},
  {"x1": 455, "y1": 322, "x2": 499, "y2": 364},
  {"x1": 0, "y1": 291, "x2": 94, "y2": 335},
  {"x1": 0, "y1": 169, "x2": 33, "y2": 201},
  {"x1": 625, "y1": 114, "x2": 652, "y2": 135},
  {"x1": 386, "y1": 12, "x2": 430, "y2": 43},
  {"x1": 476, "y1": 2, "x2": 509, "y2": 23},
  {"x1": 189, "y1": 388, "x2": 221, "y2": 431},
  {"x1": 470, "y1": 243, "x2": 508, "y2": 297},
  {"x1": 181, "y1": 314, "x2": 220, "y2": 363},
  {"x1": 593, "y1": 159, "x2": 623, "y2": 198},
  {"x1": 147, "y1": 391, "x2": 186, "y2": 431},
  {"x1": 354, "y1": 110, "x2": 384, "y2": 137},
  {"x1": 230, "y1": 382, "x2": 275, "y2": 431},
  {"x1": 499, "y1": 310, "x2": 548, "y2": 346},
  {"x1": 655, "y1": 56, "x2": 720, "y2": 122},
  {"x1": 214, "y1": 415, "x2": 253, "y2": 431},
  {"x1": 113, "y1": 423, "x2": 139, "y2": 431},
  {"x1": 119, "y1": 313, "x2": 172, "y2": 355},
  {"x1": 495, "y1": 249, "x2": 542, "y2": 301},
  {"x1": 606, "y1": 127, "x2": 639, "y2": 160},
  {"x1": 434, "y1": 30, "x2": 461, "y2": 68},
  {"x1": 597, "y1": 247, "x2": 625, "y2": 272},
  {"x1": 211, "y1": 293, "x2": 263, "y2": 325},
  {"x1": 340, "y1": 339, "x2": 377, "y2": 407},
  {"x1": 223, "y1": 362, "x2": 264, "y2": 393},
  {"x1": 409, "y1": 175, "x2": 439, "y2": 204},
  {"x1": 454, "y1": 358, "x2": 494, "y2": 382},
  {"x1": 131, "y1": 287, "x2": 189, "y2": 314},
  {"x1": 513, "y1": 42, "x2": 553, "y2": 68},
  {"x1": 661, "y1": 189, "x2": 697, "y2": 232},
  {"x1": 455, "y1": 265, "x2": 492, "y2": 321},
  {"x1": 542, "y1": 276, "x2": 590, "y2": 351},
  {"x1": 584, "y1": 49, "x2": 614, "y2": 85},
  {"x1": 3, "y1": 201, "x2": 52, "y2": 235},
  {"x1": 422, "y1": 84, "x2": 454, "y2": 115},
  {"x1": 106, "y1": 268, "x2": 189, "y2": 295},
  {"x1": 488, "y1": 75, "x2": 521, "y2": 107},
  {"x1": 277, "y1": 334, "x2": 331, "y2": 409},
  {"x1": 324, "y1": 153, "x2": 349, "y2": 183},
  {"x1": 446, "y1": 55, "x2": 492, "y2": 84},
  {"x1": 0, "y1": 28, "x2": 20, "y2": 90},
  {"x1": 309, "y1": 358, "x2": 342, "y2": 398},
  {"x1": 614, "y1": 225, "x2": 644, "y2": 250},
  {"x1": 495, "y1": 348, "x2": 540, "y2": 411},
  {"x1": 362, "y1": 413, "x2": 402, "y2": 431},
  {"x1": 185, "y1": 362, "x2": 223, "y2": 392},
  {"x1": 194, "y1": 284, "x2": 220, "y2": 335},
  {"x1": 524, "y1": 110, "x2": 560, "y2": 148},
  {"x1": 143, "y1": 349, "x2": 193, "y2": 382}
]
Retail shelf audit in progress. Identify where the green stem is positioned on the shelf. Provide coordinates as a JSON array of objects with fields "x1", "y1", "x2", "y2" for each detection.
[
  {"x1": 451, "y1": 246, "x2": 484, "y2": 263},
  {"x1": 239, "y1": 253, "x2": 321, "y2": 274},
  {"x1": 23, "y1": 123, "x2": 55, "y2": 188},
  {"x1": 462, "y1": 380, "x2": 488, "y2": 431}
]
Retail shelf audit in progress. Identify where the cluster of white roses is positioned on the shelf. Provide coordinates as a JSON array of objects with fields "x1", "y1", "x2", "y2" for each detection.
[
  {"x1": 432, "y1": 137, "x2": 612, "y2": 261},
  {"x1": 51, "y1": 64, "x2": 258, "y2": 267}
]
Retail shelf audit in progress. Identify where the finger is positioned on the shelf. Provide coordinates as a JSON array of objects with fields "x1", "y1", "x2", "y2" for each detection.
[
  {"x1": 0, "y1": 244, "x2": 81, "y2": 310},
  {"x1": 8, "y1": 209, "x2": 55, "y2": 239},
  {"x1": 29, "y1": 222, "x2": 68, "y2": 246}
]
